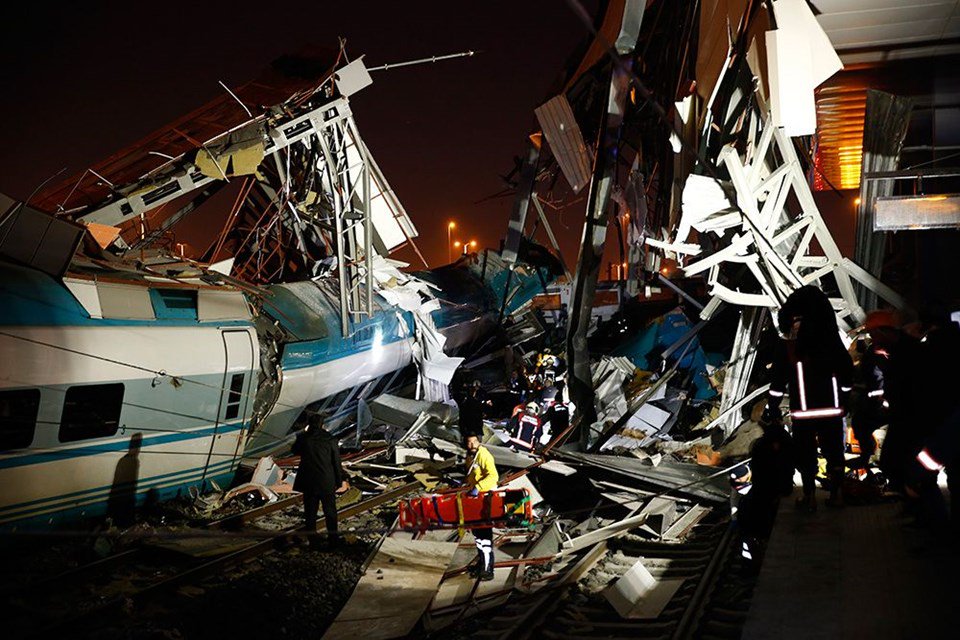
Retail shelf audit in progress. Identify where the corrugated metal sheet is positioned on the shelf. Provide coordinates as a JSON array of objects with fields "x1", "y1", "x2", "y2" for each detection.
[
  {"x1": 814, "y1": 85, "x2": 867, "y2": 191},
  {"x1": 874, "y1": 194, "x2": 960, "y2": 230},
  {"x1": 535, "y1": 95, "x2": 592, "y2": 194}
]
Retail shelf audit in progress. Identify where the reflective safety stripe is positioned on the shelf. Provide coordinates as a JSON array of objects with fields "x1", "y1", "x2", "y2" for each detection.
[
  {"x1": 475, "y1": 538, "x2": 494, "y2": 572},
  {"x1": 797, "y1": 362, "x2": 808, "y2": 410},
  {"x1": 768, "y1": 389, "x2": 785, "y2": 397},
  {"x1": 792, "y1": 407, "x2": 844, "y2": 419},
  {"x1": 841, "y1": 386, "x2": 853, "y2": 392},
  {"x1": 831, "y1": 376, "x2": 839, "y2": 407},
  {"x1": 508, "y1": 436, "x2": 534, "y2": 449},
  {"x1": 918, "y1": 448, "x2": 945, "y2": 472},
  {"x1": 868, "y1": 389, "x2": 884, "y2": 398}
]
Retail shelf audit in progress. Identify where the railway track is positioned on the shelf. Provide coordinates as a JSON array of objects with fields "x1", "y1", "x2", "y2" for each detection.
[
  {"x1": 448, "y1": 513, "x2": 751, "y2": 640},
  {"x1": 3, "y1": 481, "x2": 420, "y2": 638}
]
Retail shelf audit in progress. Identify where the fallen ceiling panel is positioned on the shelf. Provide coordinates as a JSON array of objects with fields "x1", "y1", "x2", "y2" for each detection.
[{"x1": 323, "y1": 537, "x2": 459, "y2": 640}]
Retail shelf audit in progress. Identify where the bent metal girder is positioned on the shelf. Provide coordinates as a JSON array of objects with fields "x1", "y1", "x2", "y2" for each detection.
[
  {"x1": 69, "y1": 95, "x2": 401, "y2": 336},
  {"x1": 659, "y1": 110, "x2": 906, "y2": 434}
]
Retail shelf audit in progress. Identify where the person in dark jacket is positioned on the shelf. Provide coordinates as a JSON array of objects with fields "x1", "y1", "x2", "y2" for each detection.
[
  {"x1": 849, "y1": 310, "x2": 902, "y2": 470},
  {"x1": 457, "y1": 380, "x2": 491, "y2": 440},
  {"x1": 847, "y1": 310, "x2": 918, "y2": 491},
  {"x1": 544, "y1": 380, "x2": 570, "y2": 443},
  {"x1": 767, "y1": 286, "x2": 854, "y2": 510},
  {"x1": 508, "y1": 368, "x2": 529, "y2": 405},
  {"x1": 902, "y1": 313, "x2": 960, "y2": 525},
  {"x1": 292, "y1": 414, "x2": 349, "y2": 546},
  {"x1": 730, "y1": 415, "x2": 794, "y2": 571}
]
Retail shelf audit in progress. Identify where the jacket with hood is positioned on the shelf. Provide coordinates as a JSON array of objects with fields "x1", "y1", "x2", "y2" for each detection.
[
  {"x1": 767, "y1": 286, "x2": 854, "y2": 420},
  {"x1": 292, "y1": 426, "x2": 343, "y2": 494}
]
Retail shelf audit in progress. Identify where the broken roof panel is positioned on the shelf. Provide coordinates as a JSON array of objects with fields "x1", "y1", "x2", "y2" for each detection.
[
  {"x1": 33, "y1": 48, "x2": 340, "y2": 215},
  {"x1": 558, "y1": 451, "x2": 729, "y2": 503}
]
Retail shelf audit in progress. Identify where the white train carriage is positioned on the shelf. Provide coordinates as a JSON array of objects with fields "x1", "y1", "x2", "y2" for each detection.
[
  {"x1": 0, "y1": 244, "x2": 561, "y2": 529},
  {"x1": 0, "y1": 262, "x2": 258, "y2": 529}
]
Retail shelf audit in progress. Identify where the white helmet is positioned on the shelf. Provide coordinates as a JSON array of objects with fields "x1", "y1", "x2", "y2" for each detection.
[{"x1": 525, "y1": 402, "x2": 541, "y2": 416}]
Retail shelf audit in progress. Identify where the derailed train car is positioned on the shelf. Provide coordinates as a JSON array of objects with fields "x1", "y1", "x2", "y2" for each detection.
[
  {"x1": 0, "y1": 244, "x2": 558, "y2": 529},
  {"x1": 0, "y1": 47, "x2": 567, "y2": 529}
]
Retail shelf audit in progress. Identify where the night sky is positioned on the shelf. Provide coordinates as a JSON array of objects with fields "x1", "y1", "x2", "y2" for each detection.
[{"x1": 0, "y1": 1, "x2": 600, "y2": 269}]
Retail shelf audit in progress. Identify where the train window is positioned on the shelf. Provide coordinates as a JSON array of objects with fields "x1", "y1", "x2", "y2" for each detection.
[
  {"x1": 150, "y1": 289, "x2": 198, "y2": 320},
  {"x1": 59, "y1": 383, "x2": 124, "y2": 442},
  {"x1": 0, "y1": 388, "x2": 41, "y2": 451},
  {"x1": 224, "y1": 373, "x2": 244, "y2": 420}
]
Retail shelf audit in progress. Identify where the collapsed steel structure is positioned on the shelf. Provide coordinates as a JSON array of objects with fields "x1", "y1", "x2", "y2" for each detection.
[
  {"x1": 32, "y1": 52, "x2": 421, "y2": 337},
  {"x1": 21, "y1": 1, "x2": 911, "y2": 446},
  {"x1": 496, "y1": 0, "x2": 907, "y2": 442}
]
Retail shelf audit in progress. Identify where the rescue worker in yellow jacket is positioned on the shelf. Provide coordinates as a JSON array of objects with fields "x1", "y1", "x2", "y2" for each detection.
[{"x1": 464, "y1": 433, "x2": 499, "y2": 581}]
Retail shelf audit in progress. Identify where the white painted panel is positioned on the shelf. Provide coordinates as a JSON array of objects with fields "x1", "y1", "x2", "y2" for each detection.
[
  {"x1": 826, "y1": 19, "x2": 954, "y2": 48},
  {"x1": 813, "y1": 0, "x2": 951, "y2": 14},
  {"x1": 772, "y1": 0, "x2": 843, "y2": 87},
  {"x1": 0, "y1": 326, "x2": 253, "y2": 387},
  {"x1": 97, "y1": 282, "x2": 154, "y2": 320},
  {"x1": 0, "y1": 427, "x2": 235, "y2": 525},
  {"x1": 767, "y1": 28, "x2": 817, "y2": 136},
  {"x1": 63, "y1": 278, "x2": 102, "y2": 319},
  {"x1": 874, "y1": 194, "x2": 960, "y2": 230},
  {"x1": 817, "y1": 3, "x2": 955, "y2": 31},
  {"x1": 335, "y1": 57, "x2": 373, "y2": 96},
  {"x1": 198, "y1": 289, "x2": 251, "y2": 321},
  {"x1": 345, "y1": 127, "x2": 412, "y2": 251}
]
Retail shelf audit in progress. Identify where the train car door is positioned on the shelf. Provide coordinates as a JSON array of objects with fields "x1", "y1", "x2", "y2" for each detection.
[{"x1": 202, "y1": 330, "x2": 255, "y2": 481}]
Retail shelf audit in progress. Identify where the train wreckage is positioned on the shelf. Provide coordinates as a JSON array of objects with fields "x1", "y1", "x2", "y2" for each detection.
[{"x1": 0, "y1": 0, "x2": 945, "y2": 638}]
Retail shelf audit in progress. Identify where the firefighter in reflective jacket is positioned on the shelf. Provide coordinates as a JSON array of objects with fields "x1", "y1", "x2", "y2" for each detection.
[
  {"x1": 464, "y1": 433, "x2": 499, "y2": 581},
  {"x1": 849, "y1": 310, "x2": 900, "y2": 469},
  {"x1": 767, "y1": 286, "x2": 854, "y2": 510},
  {"x1": 509, "y1": 402, "x2": 543, "y2": 452}
]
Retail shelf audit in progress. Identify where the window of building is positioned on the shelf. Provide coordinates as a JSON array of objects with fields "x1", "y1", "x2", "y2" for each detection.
[
  {"x1": 0, "y1": 388, "x2": 41, "y2": 451},
  {"x1": 59, "y1": 383, "x2": 124, "y2": 442},
  {"x1": 224, "y1": 373, "x2": 244, "y2": 420}
]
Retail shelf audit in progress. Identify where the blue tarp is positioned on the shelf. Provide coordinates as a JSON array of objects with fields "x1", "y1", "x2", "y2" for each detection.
[{"x1": 613, "y1": 307, "x2": 717, "y2": 400}]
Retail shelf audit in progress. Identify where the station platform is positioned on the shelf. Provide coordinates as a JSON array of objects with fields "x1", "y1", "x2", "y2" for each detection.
[{"x1": 743, "y1": 491, "x2": 960, "y2": 639}]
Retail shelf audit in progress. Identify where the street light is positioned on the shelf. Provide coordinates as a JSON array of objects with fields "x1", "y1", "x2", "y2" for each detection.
[
  {"x1": 447, "y1": 221, "x2": 456, "y2": 263},
  {"x1": 469, "y1": 240, "x2": 477, "y2": 253}
]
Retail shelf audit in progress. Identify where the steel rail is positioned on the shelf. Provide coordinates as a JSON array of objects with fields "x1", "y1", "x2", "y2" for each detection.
[
  {"x1": 670, "y1": 522, "x2": 737, "y2": 640},
  {"x1": 30, "y1": 481, "x2": 421, "y2": 637}
]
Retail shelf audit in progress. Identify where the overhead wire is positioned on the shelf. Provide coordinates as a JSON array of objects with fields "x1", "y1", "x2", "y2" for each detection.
[{"x1": 1, "y1": 327, "x2": 315, "y2": 417}]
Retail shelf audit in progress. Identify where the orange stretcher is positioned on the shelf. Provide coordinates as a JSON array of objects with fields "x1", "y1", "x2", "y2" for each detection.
[{"x1": 398, "y1": 488, "x2": 534, "y2": 532}]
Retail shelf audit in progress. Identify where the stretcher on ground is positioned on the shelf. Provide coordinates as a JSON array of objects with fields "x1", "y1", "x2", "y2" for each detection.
[{"x1": 398, "y1": 488, "x2": 533, "y2": 532}]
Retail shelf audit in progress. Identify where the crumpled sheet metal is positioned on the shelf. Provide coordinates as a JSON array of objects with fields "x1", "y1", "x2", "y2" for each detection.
[
  {"x1": 558, "y1": 451, "x2": 729, "y2": 503},
  {"x1": 369, "y1": 255, "x2": 464, "y2": 401}
]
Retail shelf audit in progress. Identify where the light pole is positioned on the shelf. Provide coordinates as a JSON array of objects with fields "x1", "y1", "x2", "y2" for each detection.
[
  {"x1": 447, "y1": 221, "x2": 456, "y2": 263},
  {"x1": 453, "y1": 241, "x2": 462, "y2": 257},
  {"x1": 468, "y1": 240, "x2": 477, "y2": 255}
]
